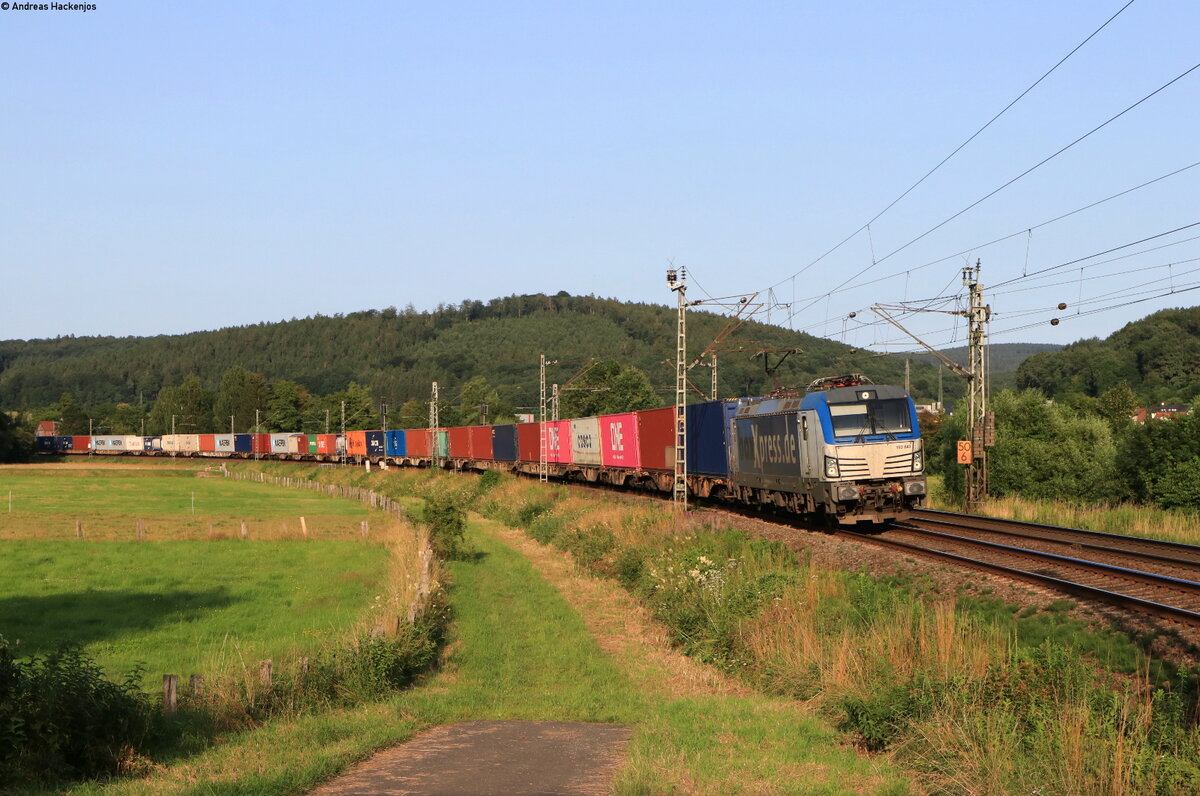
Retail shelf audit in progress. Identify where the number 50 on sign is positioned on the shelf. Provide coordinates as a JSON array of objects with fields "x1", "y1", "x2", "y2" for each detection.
[{"x1": 957, "y1": 440, "x2": 973, "y2": 464}]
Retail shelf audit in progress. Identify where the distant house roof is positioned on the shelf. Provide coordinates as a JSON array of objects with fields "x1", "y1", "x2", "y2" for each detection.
[{"x1": 35, "y1": 420, "x2": 59, "y2": 437}]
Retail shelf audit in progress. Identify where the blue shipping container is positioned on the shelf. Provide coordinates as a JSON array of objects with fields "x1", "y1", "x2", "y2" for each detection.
[
  {"x1": 492, "y1": 425, "x2": 518, "y2": 462},
  {"x1": 144, "y1": 437, "x2": 162, "y2": 451},
  {"x1": 233, "y1": 434, "x2": 253, "y2": 453},
  {"x1": 686, "y1": 400, "x2": 737, "y2": 476},
  {"x1": 35, "y1": 437, "x2": 56, "y2": 453},
  {"x1": 385, "y1": 430, "x2": 406, "y2": 457},
  {"x1": 55, "y1": 436, "x2": 74, "y2": 451},
  {"x1": 366, "y1": 430, "x2": 386, "y2": 456}
]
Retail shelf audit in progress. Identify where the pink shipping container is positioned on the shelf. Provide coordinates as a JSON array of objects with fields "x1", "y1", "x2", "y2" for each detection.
[
  {"x1": 600, "y1": 413, "x2": 641, "y2": 469},
  {"x1": 571, "y1": 417, "x2": 602, "y2": 466}
]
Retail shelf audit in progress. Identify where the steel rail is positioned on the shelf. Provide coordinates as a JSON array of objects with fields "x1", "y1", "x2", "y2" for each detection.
[
  {"x1": 911, "y1": 508, "x2": 1200, "y2": 555},
  {"x1": 844, "y1": 529, "x2": 1200, "y2": 626},
  {"x1": 887, "y1": 524, "x2": 1200, "y2": 594},
  {"x1": 903, "y1": 514, "x2": 1200, "y2": 570}
]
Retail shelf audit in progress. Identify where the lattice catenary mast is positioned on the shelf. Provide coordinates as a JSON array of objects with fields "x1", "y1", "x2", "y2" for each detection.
[{"x1": 667, "y1": 268, "x2": 688, "y2": 511}]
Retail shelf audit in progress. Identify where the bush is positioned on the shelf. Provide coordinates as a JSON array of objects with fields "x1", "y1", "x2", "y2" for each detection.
[
  {"x1": 421, "y1": 492, "x2": 468, "y2": 560},
  {"x1": 476, "y1": 469, "x2": 503, "y2": 494},
  {"x1": 0, "y1": 638, "x2": 152, "y2": 785}
]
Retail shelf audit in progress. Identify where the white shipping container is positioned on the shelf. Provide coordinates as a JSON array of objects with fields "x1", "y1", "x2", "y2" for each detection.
[
  {"x1": 571, "y1": 417, "x2": 602, "y2": 466},
  {"x1": 213, "y1": 434, "x2": 234, "y2": 452},
  {"x1": 92, "y1": 436, "x2": 120, "y2": 450},
  {"x1": 270, "y1": 434, "x2": 291, "y2": 453},
  {"x1": 178, "y1": 435, "x2": 200, "y2": 452},
  {"x1": 124, "y1": 436, "x2": 145, "y2": 451}
]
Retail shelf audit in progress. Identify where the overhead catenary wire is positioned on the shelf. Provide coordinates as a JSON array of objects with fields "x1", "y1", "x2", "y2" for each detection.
[
  {"x1": 782, "y1": 59, "x2": 1200, "y2": 327},
  {"x1": 777, "y1": 160, "x2": 1200, "y2": 314},
  {"x1": 764, "y1": 0, "x2": 1141, "y2": 294}
]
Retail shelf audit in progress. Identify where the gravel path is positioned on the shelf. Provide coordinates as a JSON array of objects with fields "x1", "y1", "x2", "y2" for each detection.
[{"x1": 308, "y1": 720, "x2": 630, "y2": 796}]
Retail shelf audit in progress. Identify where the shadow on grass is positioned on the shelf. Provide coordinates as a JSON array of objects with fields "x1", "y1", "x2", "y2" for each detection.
[{"x1": 0, "y1": 588, "x2": 237, "y2": 656}]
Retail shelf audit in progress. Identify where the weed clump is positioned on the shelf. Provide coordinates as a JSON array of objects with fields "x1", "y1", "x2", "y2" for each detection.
[{"x1": 0, "y1": 638, "x2": 151, "y2": 786}]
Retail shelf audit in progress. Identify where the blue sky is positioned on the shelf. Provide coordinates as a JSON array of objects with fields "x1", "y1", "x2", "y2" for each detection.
[{"x1": 2, "y1": 0, "x2": 1197, "y2": 352}]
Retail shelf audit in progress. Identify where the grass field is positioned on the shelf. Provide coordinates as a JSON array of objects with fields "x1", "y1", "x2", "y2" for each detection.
[
  {"x1": 0, "y1": 464, "x2": 372, "y2": 540},
  {"x1": 0, "y1": 463, "x2": 396, "y2": 685},
  {"x1": 75, "y1": 514, "x2": 910, "y2": 795},
  {"x1": 0, "y1": 539, "x2": 389, "y2": 682}
]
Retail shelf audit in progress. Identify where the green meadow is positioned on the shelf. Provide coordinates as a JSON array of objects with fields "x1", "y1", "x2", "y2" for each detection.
[
  {"x1": 0, "y1": 465, "x2": 371, "y2": 540},
  {"x1": 0, "y1": 464, "x2": 391, "y2": 684}
]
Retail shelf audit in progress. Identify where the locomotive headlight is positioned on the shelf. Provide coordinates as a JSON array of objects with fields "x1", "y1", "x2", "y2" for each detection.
[
  {"x1": 824, "y1": 456, "x2": 840, "y2": 478},
  {"x1": 912, "y1": 449, "x2": 923, "y2": 472}
]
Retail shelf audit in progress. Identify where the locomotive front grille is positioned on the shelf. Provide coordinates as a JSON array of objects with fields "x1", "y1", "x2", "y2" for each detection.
[
  {"x1": 883, "y1": 451, "x2": 915, "y2": 475},
  {"x1": 836, "y1": 457, "x2": 870, "y2": 477}
]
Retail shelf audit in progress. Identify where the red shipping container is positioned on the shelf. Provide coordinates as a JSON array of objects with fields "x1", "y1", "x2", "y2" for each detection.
[
  {"x1": 447, "y1": 427, "x2": 470, "y2": 459},
  {"x1": 468, "y1": 426, "x2": 494, "y2": 461},
  {"x1": 636, "y1": 407, "x2": 675, "y2": 471},
  {"x1": 346, "y1": 430, "x2": 368, "y2": 457},
  {"x1": 316, "y1": 434, "x2": 337, "y2": 455},
  {"x1": 199, "y1": 434, "x2": 216, "y2": 453},
  {"x1": 72, "y1": 435, "x2": 91, "y2": 452},
  {"x1": 517, "y1": 423, "x2": 538, "y2": 462},
  {"x1": 600, "y1": 413, "x2": 640, "y2": 468},
  {"x1": 406, "y1": 428, "x2": 430, "y2": 457},
  {"x1": 251, "y1": 434, "x2": 271, "y2": 454},
  {"x1": 516, "y1": 421, "x2": 573, "y2": 464}
]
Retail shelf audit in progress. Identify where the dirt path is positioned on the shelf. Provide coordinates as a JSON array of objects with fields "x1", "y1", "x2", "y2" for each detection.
[
  {"x1": 308, "y1": 516, "x2": 764, "y2": 795},
  {"x1": 307, "y1": 721, "x2": 630, "y2": 796}
]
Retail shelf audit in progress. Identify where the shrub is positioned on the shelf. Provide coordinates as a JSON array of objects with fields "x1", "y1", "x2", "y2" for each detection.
[
  {"x1": 0, "y1": 638, "x2": 152, "y2": 785},
  {"x1": 476, "y1": 469, "x2": 503, "y2": 494},
  {"x1": 421, "y1": 492, "x2": 468, "y2": 560}
]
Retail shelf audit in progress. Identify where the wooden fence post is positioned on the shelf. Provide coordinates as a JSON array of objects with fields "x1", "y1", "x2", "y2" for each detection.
[
  {"x1": 260, "y1": 659, "x2": 273, "y2": 688},
  {"x1": 163, "y1": 674, "x2": 178, "y2": 714},
  {"x1": 300, "y1": 516, "x2": 308, "y2": 538},
  {"x1": 136, "y1": 518, "x2": 146, "y2": 541},
  {"x1": 75, "y1": 519, "x2": 83, "y2": 539},
  {"x1": 189, "y1": 674, "x2": 204, "y2": 695},
  {"x1": 240, "y1": 520, "x2": 248, "y2": 540}
]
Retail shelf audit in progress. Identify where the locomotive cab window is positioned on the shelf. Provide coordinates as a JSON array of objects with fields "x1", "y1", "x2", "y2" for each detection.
[{"x1": 828, "y1": 399, "x2": 912, "y2": 437}]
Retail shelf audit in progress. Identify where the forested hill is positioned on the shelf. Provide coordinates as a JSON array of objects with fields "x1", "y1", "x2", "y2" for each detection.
[
  {"x1": 1016, "y1": 306, "x2": 1200, "y2": 403},
  {"x1": 1, "y1": 293, "x2": 955, "y2": 412},
  {"x1": 912, "y1": 343, "x2": 1062, "y2": 392}
]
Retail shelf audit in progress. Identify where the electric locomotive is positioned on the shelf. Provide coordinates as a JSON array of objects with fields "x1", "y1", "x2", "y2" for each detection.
[{"x1": 729, "y1": 375, "x2": 925, "y2": 524}]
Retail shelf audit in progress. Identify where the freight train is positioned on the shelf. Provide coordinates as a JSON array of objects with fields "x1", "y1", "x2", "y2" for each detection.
[{"x1": 34, "y1": 375, "x2": 926, "y2": 524}]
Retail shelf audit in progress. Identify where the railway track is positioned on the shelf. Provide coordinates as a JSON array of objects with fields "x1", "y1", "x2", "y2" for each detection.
[{"x1": 846, "y1": 509, "x2": 1200, "y2": 626}]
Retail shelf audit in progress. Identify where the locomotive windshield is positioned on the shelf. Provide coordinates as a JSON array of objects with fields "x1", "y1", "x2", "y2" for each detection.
[{"x1": 828, "y1": 398, "x2": 912, "y2": 438}]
